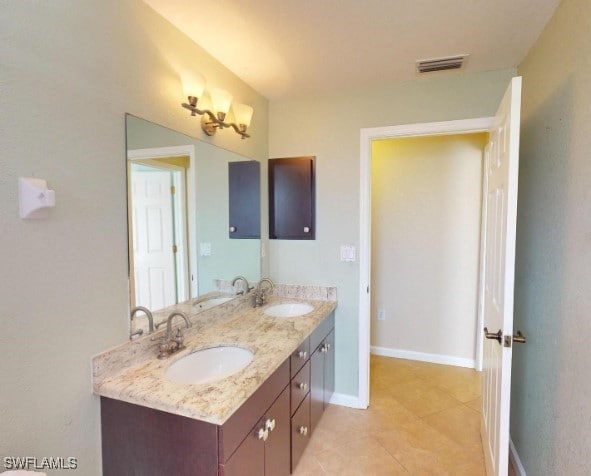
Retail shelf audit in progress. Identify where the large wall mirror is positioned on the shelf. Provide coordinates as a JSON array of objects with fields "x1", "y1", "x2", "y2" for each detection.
[{"x1": 126, "y1": 114, "x2": 261, "y2": 329}]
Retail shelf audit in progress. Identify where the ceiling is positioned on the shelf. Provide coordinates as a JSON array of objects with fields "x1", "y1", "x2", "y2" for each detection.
[{"x1": 143, "y1": 0, "x2": 560, "y2": 99}]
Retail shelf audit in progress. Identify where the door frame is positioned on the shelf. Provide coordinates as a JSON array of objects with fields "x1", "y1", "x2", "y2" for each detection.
[
  {"x1": 128, "y1": 144, "x2": 198, "y2": 299},
  {"x1": 358, "y1": 117, "x2": 494, "y2": 408}
]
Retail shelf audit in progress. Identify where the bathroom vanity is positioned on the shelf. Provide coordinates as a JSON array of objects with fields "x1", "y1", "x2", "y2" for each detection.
[{"x1": 93, "y1": 290, "x2": 336, "y2": 476}]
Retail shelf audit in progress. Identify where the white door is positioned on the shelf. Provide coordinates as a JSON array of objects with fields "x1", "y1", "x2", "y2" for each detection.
[
  {"x1": 131, "y1": 168, "x2": 176, "y2": 311},
  {"x1": 481, "y1": 76, "x2": 522, "y2": 476}
]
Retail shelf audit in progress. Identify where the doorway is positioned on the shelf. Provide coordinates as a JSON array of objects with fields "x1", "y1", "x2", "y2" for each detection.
[
  {"x1": 370, "y1": 133, "x2": 488, "y2": 369},
  {"x1": 127, "y1": 145, "x2": 197, "y2": 310},
  {"x1": 358, "y1": 117, "x2": 495, "y2": 408}
]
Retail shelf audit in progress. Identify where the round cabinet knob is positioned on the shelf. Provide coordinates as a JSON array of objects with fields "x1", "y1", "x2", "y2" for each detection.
[
  {"x1": 320, "y1": 344, "x2": 328, "y2": 354},
  {"x1": 297, "y1": 382, "x2": 308, "y2": 391},
  {"x1": 303, "y1": 226, "x2": 310, "y2": 233},
  {"x1": 229, "y1": 226, "x2": 237, "y2": 233},
  {"x1": 326, "y1": 343, "x2": 331, "y2": 351},
  {"x1": 298, "y1": 426, "x2": 308, "y2": 436},
  {"x1": 297, "y1": 350, "x2": 308, "y2": 359},
  {"x1": 265, "y1": 418, "x2": 276, "y2": 432}
]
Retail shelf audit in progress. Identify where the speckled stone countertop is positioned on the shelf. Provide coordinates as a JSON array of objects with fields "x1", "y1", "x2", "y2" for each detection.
[{"x1": 93, "y1": 290, "x2": 336, "y2": 426}]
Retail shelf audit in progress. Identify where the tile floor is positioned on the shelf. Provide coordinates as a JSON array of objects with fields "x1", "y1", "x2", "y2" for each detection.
[{"x1": 293, "y1": 355, "x2": 492, "y2": 475}]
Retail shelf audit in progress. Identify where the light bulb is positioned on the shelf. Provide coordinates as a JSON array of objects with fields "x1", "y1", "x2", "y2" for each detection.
[
  {"x1": 232, "y1": 103, "x2": 254, "y2": 131},
  {"x1": 210, "y1": 88, "x2": 233, "y2": 121}
]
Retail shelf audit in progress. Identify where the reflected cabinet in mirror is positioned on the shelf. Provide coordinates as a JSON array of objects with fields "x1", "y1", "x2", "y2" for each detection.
[{"x1": 126, "y1": 115, "x2": 261, "y2": 335}]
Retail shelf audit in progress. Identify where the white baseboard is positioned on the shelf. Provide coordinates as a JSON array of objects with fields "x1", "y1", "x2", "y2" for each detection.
[
  {"x1": 371, "y1": 346, "x2": 475, "y2": 369},
  {"x1": 329, "y1": 392, "x2": 367, "y2": 409},
  {"x1": 509, "y1": 437, "x2": 527, "y2": 476}
]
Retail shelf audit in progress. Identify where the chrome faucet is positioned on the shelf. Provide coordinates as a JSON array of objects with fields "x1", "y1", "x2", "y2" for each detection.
[
  {"x1": 157, "y1": 311, "x2": 192, "y2": 359},
  {"x1": 130, "y1": 306, "x2": 154, "y2": 338},
  {"x1": 254, "y1": 278, "x2": 274, "y2": 307},
  {"x1": 231, "y1": 275, "x2": 253, "y2": 295}
]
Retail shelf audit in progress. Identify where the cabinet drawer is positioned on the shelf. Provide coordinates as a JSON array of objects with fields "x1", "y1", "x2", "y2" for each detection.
[
  {"x1": 290, "y1": 337, "x2": 310, "y2": 378},
  {"x1": 291, "y1": 361, "x2": 310, "y2": 415},
  {"x1": 290, "y1": 393, "x2": 311, "y2": 472}
]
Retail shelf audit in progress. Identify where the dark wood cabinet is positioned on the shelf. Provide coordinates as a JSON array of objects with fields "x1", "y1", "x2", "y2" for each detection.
[
  {"x1": 100, "y1": 313, "x2": 335, "y2": 476},
  {"x1": 228, "y1": 160, "x2": 260, "y2": 239},
  {"x1": 310, "y1": 326, "x2": 335, "y2": 434},
  {"x1": 290, "y1": 393, "x2": 311, "y2": 471},
  {"x1": 263, "y1": 386, "x2": 291, "y2": 476},
  {"x1": 223, "y1": 385, "x2": 290, "y2": 476},
  {"x1": 269, "y1": 157, "x2": 315, "y2": 240}
]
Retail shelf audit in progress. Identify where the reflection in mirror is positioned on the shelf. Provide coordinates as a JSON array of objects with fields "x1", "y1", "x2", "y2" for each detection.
[{"x1": 126, "y1": 115, "x2": 261, "y2": 334}]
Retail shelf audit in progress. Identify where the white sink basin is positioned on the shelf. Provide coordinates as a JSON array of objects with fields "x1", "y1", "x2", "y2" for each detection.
[
  {"x1": 195, "y1": 297, "x2": 233, "y2": 311},
  {"x1": 263, "y1": 303, "x2": 314, "y2": 318},
  {"x1": 166, "y1": 346, "x2": 253, "y2": 385}
]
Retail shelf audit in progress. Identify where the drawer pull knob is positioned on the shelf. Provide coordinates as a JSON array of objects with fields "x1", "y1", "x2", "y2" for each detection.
[
  {"x1": 258, "y1": 427, "x2": 269, "y2": 441},
  {"x1": 297, "y1": 350, "x2": 308, "y2": 359},
  {"x1": 265, "y1": 418, "x2": 276, "y2": 432},
  {"x1": 298, "y1": 426, "x2": 308, "y2": 436},
  {"x1": 297, "y1": 382, "x2": 308, "y2": 391}
]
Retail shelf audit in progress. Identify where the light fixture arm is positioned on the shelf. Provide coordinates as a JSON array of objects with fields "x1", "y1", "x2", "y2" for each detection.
[{"x1": 181, "y1": 101, "x2": 250, "y2": 139}]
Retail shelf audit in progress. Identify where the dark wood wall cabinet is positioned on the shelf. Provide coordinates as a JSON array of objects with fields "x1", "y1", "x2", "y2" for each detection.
[
  {"x1": 101, "y1": 312, "x2": 335, "y2": 476},
  {"x1": 268, "y1": 157, "x2": 315, "y2": 240},
  {"x1": 228, "y1": 160, "x2": 261, "y2": 239}
]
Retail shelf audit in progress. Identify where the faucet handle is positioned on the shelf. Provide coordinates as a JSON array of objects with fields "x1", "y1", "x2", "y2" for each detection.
[
  {"x1": 172, "y1": 328, "x2": 185, "y2": 350},
  {"x1": 157, "y1": 336, "x2": 170, "y2": 359}
]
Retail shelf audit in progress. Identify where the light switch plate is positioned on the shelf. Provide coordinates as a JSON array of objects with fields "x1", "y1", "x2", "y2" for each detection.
[
  {"x1": 340, "y1": 245, "x2": 356, "y2": 262},
  {"x1": 200, "y1": 242, "x2": 212, "y2": 256}
]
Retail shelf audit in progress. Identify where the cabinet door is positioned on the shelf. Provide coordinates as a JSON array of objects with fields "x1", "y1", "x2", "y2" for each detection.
[
  {"x1": 310, "y1": 345, "x2": 324, "y2": 434},
  {"x1": 222, "y1": 425, "x2": 265, "y2": 476},
  {"x1": 291, "y1": 393, "x2": 311, "y2": 472},
  {"x1": 269, "y1": 157, "x2": 315, "y2": 240},
  {"x1": 323, "y1": 329, "x2": 335, "y2": 408},
  {"x1": 228, "y1": 160, "x2": 261, "y2": 239},
  {"x1": 264, "y1": 386, "x2": 291, "y2": 476}
]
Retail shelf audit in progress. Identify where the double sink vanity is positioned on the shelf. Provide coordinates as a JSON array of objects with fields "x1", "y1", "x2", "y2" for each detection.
[{"x1": 93, "y1": 284, "x2": 336, "y2": 476}]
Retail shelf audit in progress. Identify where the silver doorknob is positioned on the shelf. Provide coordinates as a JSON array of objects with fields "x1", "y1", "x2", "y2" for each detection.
[
  {"x1": 483, "y1": 327, "x2": 503, "y2": 344},
  {"x1": 513, "y1": 331, "x2": 527, "y2": 344}
]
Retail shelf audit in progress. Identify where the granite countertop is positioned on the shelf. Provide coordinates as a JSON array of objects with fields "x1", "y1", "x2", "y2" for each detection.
[{"x1": 93, "y1": 294, "x2": 336, "y2": 426}]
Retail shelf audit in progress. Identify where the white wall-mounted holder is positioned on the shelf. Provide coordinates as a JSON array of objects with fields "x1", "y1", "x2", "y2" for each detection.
[{"x1": 18, "y1": 177, "x2": 56, "y2": 219}]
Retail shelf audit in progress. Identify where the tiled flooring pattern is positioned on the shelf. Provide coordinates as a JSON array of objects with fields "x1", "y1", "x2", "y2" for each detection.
[{"x1": 293, "y1": 355, "x2": 486, "y2": 475}]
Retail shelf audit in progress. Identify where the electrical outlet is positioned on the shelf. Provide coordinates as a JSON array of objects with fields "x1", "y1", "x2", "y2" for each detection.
[{"x1": 377, "y1": 309, "x2": 385, "y2": 321}]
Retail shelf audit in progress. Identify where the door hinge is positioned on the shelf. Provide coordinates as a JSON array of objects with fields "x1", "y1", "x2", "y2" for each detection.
[
  {"x1": 170, "y1": 185, "x2": 176, "y2": 195},
  {"x1": 172, "y1": 244, "x2": 178, "y2": 253}
]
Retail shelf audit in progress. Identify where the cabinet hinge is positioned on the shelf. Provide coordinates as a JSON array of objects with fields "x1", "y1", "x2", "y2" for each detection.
[
  {"x1": 170, "y1": 185, "x2": 176, "y2": 195},
  {"x1": 172, "y1": 244, "x2": 178, "y2": 254}
]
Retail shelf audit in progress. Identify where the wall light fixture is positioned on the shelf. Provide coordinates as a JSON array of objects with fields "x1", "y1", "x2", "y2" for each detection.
[{"x1": 181, "y1": 74, "x2": 253, "y2": 140}]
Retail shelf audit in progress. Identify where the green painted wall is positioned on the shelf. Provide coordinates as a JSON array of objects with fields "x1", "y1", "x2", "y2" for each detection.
[
  {"x1": 269, "y1": 68, "x2": 516, "y2": 398},
  {"x1": 512, "y1": 0, "x2": 591, "y2": 473}
]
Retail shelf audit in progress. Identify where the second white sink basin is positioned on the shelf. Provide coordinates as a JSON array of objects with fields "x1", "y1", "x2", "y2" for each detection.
[
  {"x1": 263, "y1": 303, "x2": 314, "y2": 318},
  {"x1": 166, "y1": 346, "x2": 253, "y2": 385}
]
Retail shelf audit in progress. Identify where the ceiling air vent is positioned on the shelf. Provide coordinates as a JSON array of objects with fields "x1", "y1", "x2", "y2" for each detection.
[{"x1": 416, "y1": 55, "x2": 468, "y2": 73}]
